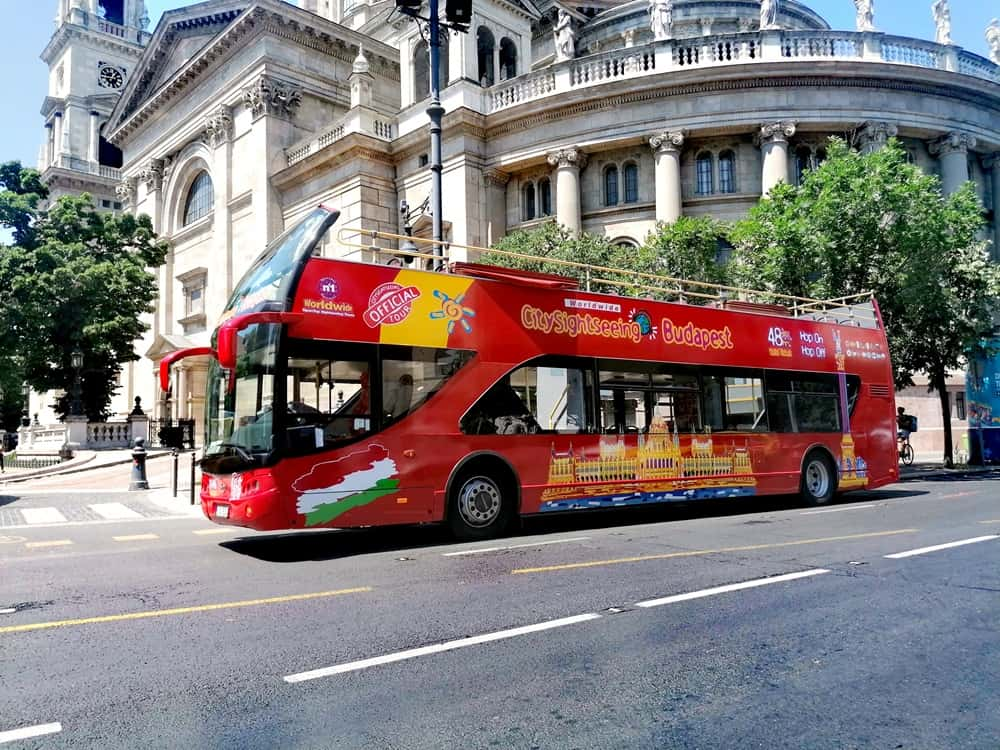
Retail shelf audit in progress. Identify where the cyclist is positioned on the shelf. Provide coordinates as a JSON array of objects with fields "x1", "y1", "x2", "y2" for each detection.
[{"x1": 897, "y1": 407, "x2": 915, "y2": 442}]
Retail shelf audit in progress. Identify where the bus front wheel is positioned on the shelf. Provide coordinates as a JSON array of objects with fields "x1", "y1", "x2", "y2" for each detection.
[
  {"x1": 800, "y1": 451, "x2": 837, "y2": 506},
  {"x1": 448, "y1": 471, "x2": 513, "y2": 541}
]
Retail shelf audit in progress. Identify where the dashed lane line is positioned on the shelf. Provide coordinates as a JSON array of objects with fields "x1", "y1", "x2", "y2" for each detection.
[
  {"x1": 112, "y1": 533, "x2": 159, "y2": 542},
  {"x1": 1, "y1": 514, "x2": 203, "y2": 531},
  {"x1": 884, "y1": 535, "x2": 999, "y2": 559},
  {"x1": 284, "y1": 613, "x2": 602, "y2": 682},
  {"x1": 193, "y1": 528, "x2": 238, "y2": 535},
  {"x1": 800, "y1": 504, "x2": 876, "y2": 515},
  {"x1": 636, "y1": 569, "x2": 830, "y2": 608},
  {"x1": 442, "y1": 537, "x2": 591, "y2": 557},
  {"x1": 23, "y1": 540, "x2": 73, "y2": 549},
  {"x1": 0, "y1": 587, "x2": 372, "y2": 634},
  {"x1": 979, "y1": 520, "x2": 1000, "y2": 524},
  {"x1": 511, "y1": 529, "x2": 919, "y2": 574},
  {"x1": 0, "y1": 722, "x2": 62, "y2": 745}
]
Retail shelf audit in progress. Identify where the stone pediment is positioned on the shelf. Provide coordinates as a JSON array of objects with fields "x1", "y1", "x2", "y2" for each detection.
[
  {"x1": 108, "y1": 0, "x2": 250, "y2": 134},
  {"x1": 145, "y1": 333, "x2": 200, "y2": 360}
]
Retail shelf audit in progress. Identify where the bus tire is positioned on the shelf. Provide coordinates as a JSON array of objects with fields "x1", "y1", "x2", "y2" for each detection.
[
  {"x1": 447, "y1": 469, "x2": 514, "y2": 541},
  {"x1": 800, "y1": 450, "x2": 837, "y2": 506}
]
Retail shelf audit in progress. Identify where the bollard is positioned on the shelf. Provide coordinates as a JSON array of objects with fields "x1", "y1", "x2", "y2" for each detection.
[
  {"x1": 171, "y1": 448, "x2": 179, "y2": 498},
  {"x1": 129, "y1": 437, "x2": 150, "y2": 491},
  {"x1": 190, "y1": 452, "x2": 197, "y2": 506}
]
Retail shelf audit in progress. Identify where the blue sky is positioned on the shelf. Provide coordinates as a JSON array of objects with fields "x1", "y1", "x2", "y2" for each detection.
[{"x1": 1, "y1": 1, "x2": 995, "y2": 169}]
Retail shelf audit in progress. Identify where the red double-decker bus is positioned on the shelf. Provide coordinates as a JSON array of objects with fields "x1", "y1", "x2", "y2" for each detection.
[{"x1": 162, "y1": 206, "x2": 898, "y2": 540}]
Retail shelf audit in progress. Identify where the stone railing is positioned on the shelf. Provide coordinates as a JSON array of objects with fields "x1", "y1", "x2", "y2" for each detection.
[
  {"x1": 16, "y1": 425, "x2": 68, "y2": 451},
  {"x1": 285, "y1": 109, "x2": 396, "y2": 167},
  {"x1": 47, "y1": 155, "x2": 121, "y2": 181},
  {"x1": 486, "y1": 29, "x2": 998, "y2": 114},
  {"x1": 87, "y1": 421, "x2": 132, "y2": 449},
  {"x1": 97, "y1": 19, "x2": 126, "y2": 38}
]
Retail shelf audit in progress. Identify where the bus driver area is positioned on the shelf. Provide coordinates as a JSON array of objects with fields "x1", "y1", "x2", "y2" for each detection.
[{"x1": 165, "y1": 206, "x2": 897, "y2": 540}]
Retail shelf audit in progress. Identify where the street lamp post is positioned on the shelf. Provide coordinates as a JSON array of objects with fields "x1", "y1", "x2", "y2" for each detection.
[
  {"x1": 70, "y1": 348, "x2": 84, "y2": 417},
  {"x1": 21, "y1": 381, "x2": 30, "y2": 427}
]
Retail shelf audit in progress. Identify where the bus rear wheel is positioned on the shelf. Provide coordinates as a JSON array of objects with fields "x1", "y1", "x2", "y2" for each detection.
[
  {"x1": 800, "y1": 451, "x2": 837, "y2": 506},
  {"x1": 448, "y1": 471, "x2": 513, "y2": 541}
]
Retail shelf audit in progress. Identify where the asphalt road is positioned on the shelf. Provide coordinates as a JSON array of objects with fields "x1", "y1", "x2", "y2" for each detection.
[{"x1": 1, "y1": 473, "x2": 998, "y2": 749}]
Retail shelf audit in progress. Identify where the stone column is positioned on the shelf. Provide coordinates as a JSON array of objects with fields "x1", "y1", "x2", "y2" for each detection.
[
  {"x1": 53, "y1": 112, "x2": 64, "y2": 160},
  {"x1": 986, "y1": 154, "x2": 1000, "y2": 262},
  {"x1": 648, "y1": 130, "x2": 686, "y2": 223},
  {"x1": 205, "y1": 106, "x2": 234, "y2": 292},
  {"x1": 929, "y1": 131, "x2": 977, "y2": 195},
  {"x1": 858, "y1": 120, "x2": 898, "y2": 153},
  {"x1": 43, "y1": 122, "x2": 53, "y2": 169},
  {"x1": 758, "y1": 121, "x2": 797, "y2": 195},
  {"x1": 88, "y1": 111, "x2": 100, "y2": 164},
  {"x1": 176, "y1": 366, "x2": 188, "y2": 421},
  {"x1": 546, "y1": 147, "x2": 587, "y2": 236},
  {"x1": 483, "y1": 169, "x2": 509, "y2": 246}
]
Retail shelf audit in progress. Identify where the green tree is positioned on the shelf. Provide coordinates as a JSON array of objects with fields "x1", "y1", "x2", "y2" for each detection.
[
  {"x1": 0, "y1": 162, "x2": 168, "y2": 421},
  {"x1": 626, "y1": 217, "x2": 732, "y2": 302},
  {"x1": 480, "y1": 221, "x2": 620, "y2": 292},
  {"x1": 730, "y1": 139, "x2": 999, "y2": 465}
]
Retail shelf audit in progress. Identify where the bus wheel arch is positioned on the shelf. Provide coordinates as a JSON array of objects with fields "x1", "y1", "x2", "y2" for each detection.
[
  {"x1": 799, "y1": 446, "x2": 838, "y2": 506},
  {"x1": 445, "y1": 452, "x2": 520, "y2": 540}
]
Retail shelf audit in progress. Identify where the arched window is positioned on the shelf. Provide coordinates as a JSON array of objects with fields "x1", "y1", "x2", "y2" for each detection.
[
  {"x1": 183, "y1": 171, "x2": 214, "y2": 226},
  {"x1": 695, "y1": 152, "x2": 713, "y2": 195},
  {"x1": 522, "y1": 182, "x2": 536, "y2": 221},
  {"x1": 794, "y1": 147, "x2": 813, "y2": 186},
  {"x1": 477, "y1": 27, "x2": 495, "y2": 87},
  {"x1": 604, "y1": 165, "x2": 619, "y2": 206},
  {"x1": 623, "y1": 162, "x2": 639, "y2": 203},
  {"x1": 499, "y1": 38, "x2": 517, "y2": 81},
  {"x1": 718, "y1": 150, "x2": 736, "y2": 194},
  {"x1": 539, "y1": 178, "x2": 552, "y2": 216},
  {"x1": 413, "y1": 39, "x2": 429, "y2": 101}
]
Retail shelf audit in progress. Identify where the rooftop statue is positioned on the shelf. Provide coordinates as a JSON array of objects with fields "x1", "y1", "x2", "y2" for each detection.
[
  {"x1": 760, "y1": 0, "x2": 779, "y2": 31},
  {"x1": 554, "y1": 9, "x2": 575, "y2": 62},
  {"x1": 649, "y1": 0, "x2": 673, "y2": 42},
  {"x1": 988, "y1": 19, "x2": 1000, "y2": 65},
  {"x1": 854, "y1": 0, "x2": 875, "y2": 32},
  {"x1": 932, "y1": 0, "x2": 951, "y2": 46}
]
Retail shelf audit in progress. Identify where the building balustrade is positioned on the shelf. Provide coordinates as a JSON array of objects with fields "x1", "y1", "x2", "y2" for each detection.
[
  {"x1": 486, "y1": 29, "x2": 998, "y2": 115},
  {"x1": 285, "y1": 109, "x2": 395, "y2": 167},
  {"x1": 46, "y1": 154, "x2": 121, "y2": 181}
]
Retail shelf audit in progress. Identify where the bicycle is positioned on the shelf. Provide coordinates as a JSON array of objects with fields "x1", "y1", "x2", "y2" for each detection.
[{"x1": 897, "y1": 433, "x2": 914, "y2": 466}]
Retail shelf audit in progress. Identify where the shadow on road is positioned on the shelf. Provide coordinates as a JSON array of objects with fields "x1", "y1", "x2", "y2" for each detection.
[
  {"x1": 0, "y1": 495, "x2": 21, "y2": 508},
  {"x1": 220, "y1": 486, "x2": 932, "y2": 564}
]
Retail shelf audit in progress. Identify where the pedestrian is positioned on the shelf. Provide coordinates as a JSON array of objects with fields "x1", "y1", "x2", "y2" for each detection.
[{"x1": 0, "y1": 440, "x2": 5, "y2": 473}]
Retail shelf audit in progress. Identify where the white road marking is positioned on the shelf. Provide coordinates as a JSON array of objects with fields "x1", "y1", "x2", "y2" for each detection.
[
  {"x1": 884, "y1": 535, "x2": 998, "y2": 559},
  {"x1": 635, "y1": 569, "x2": 831, "y2": 608},
  {"x1": 20, "y1": 507, "x2": 67, "y2": 525},
  {"x1": 24, "y1": 540, "x2": 73, "y2": 549},
  {"x1": 193, "y1": 528, "x2": 237, "y2": 535},
  {"x1": 89, "y1": 502, "x2": 143, "y2": 520},
  {"x1": 442, "y1": 537, "x2": 591, "y2": 557},
  {"x1": 801, "y1": 504, "x2": 875, "y2": 515},
  {"x1": 0, "y1": 608, "x2": 17, "y2": 615},
  {"x1": 1, "y1": 514, "x2": 200, "y2": 531},
  {"x1": 284, "y1": 613, "x2": 602, "y2": 683},
  {"x1": 0, "y1": 722, "x2": 62, "y2": 744},
  {"x1": 112, "y1": 533, "x2": 159, "y2": 542}
]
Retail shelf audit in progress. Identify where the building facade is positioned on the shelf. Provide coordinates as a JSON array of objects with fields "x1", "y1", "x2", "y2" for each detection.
[{"x1": 41, "y1": 0, "x2": 1000, "y2": 456}]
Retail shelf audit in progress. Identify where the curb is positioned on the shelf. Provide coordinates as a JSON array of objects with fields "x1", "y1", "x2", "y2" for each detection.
[
  {"x1": 0, "y1": 450, "x2": 173, "y2": 485},
  {"x1": 899, "y1": 467, "x2": 1000, "y2": 481}
]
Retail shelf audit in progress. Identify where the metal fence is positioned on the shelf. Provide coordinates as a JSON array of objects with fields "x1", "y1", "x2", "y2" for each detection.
[{"x1": 3, "y1": 454, "x2": 64, "y2": 470}]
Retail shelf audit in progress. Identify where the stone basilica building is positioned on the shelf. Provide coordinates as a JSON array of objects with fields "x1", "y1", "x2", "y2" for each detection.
[{"x1": 37, "y1": 0, "x2": 1000, "y2": 455}]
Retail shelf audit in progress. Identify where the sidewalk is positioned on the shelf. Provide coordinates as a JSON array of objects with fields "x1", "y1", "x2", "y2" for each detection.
[
  {"x1": 898, "y1": 462, "x2": 999, "y2": 480},
  {"x1": 0, "y1": 448, "x2": 173, "y2": 485}
]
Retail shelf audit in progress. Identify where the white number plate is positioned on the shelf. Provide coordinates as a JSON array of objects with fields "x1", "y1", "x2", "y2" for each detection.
[{"x1": 215, "y1": 504, "x2": 230, "y2": 519}]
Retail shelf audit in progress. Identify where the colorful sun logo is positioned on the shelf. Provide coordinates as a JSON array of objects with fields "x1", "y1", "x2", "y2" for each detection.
[
  {"x1": 629, "y1": 308, "x2": 657, "y2": 340},
  {"x1": 429, "y1": 289, "x2": 476, "y2": 333}
]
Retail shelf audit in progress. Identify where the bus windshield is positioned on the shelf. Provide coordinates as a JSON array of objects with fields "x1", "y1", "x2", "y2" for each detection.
[{"x1": 204, "y1": 323, "x2": 281, "y2": 469}]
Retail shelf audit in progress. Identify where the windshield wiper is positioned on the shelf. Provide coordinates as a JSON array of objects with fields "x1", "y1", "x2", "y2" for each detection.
[{"x1": 218, "y1": 442, "x2": 255, "y2": 464}]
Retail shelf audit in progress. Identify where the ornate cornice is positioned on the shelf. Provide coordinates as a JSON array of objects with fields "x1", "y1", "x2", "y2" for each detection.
[
  {"x1": 485, "y1": 75, "x2": 1000, "y2": 140},
  {"x1": 243, "y1": 75, "x2": 303, "y2": 121},
  {"x1": 648, "y1": 130, "x2": 686, "y2": 154},
  {"x1": 547, "y1": 147, "x2": 588, "y2": 170},
  {"x1": 203, "y1": 105, "x2": 234, "y2": 147},
  {"x1": 758, "y1": 121, "x2": 797, "y2": 144},
  {"x1": 929, "y1": 131, "x2": 977, "y2": 157},
  {"x1": 859, "y1": 120, "x2": 898, "y2": 150}
]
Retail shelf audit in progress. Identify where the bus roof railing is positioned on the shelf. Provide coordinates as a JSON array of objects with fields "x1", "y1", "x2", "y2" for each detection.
[{"x1": 335, "y1": 227, "x2": 880, "y2": 329}]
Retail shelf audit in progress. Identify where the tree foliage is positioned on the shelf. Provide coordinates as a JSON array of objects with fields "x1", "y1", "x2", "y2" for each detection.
[
  {"x1": 628, "y1": 217, "x2": 731, "y2": 302},
  {"x1": 0, "y1": 161, "x2": 168, "y2": 421},
  {"x1": 730, "y1": 139, "x2": 1000, "y2": 463}
]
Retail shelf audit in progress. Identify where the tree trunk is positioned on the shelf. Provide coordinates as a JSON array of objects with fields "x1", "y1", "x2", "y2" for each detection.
[{"x1": 930, "y1": 363, "x2": 953, "y2": 468}]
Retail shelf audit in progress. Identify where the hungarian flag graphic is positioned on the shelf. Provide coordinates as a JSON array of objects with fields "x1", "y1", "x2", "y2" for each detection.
[{"x1": 292, "y1": 444, "x2": 400, "y2": 526}]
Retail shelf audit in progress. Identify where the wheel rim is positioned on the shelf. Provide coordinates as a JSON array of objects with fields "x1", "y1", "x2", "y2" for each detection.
[
  {"x1": 805, "y1": 459, "x2": 830, "y2": 498},
  {"x1": 457, "y1": 476, "x2": 502, "y2": 528}
]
